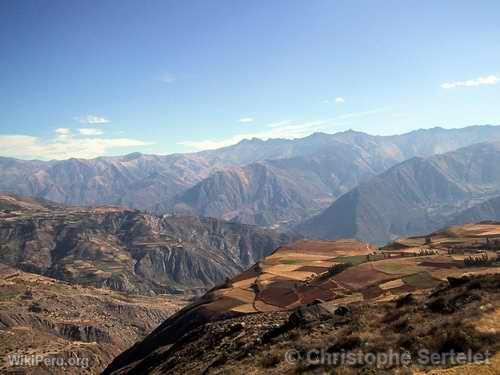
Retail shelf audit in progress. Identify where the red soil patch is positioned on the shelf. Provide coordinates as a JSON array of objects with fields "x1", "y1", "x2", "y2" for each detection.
[
  {"x1": 361, "y1": 285, "x2": 384, "y2": 299},
  {"x1": 299, "y1": 287, "x2": 337, "y2": 305},
  {"x1": 258, "y1": 287, "x2": 300, "y2": 307},
  {"x1": 311, "y1": 279, "x2": 339, "y2": 290},
  {"x1": 334, "y1": 263, "x2": 397, "y2": 289},
  {"x1": 264, "y1": 280, "x2": 298, "y2": 289}
]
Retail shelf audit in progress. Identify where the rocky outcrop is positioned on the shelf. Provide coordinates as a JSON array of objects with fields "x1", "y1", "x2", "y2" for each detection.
[{"x1": 55, "y1": 323, "x2": 112, "y2": 343}]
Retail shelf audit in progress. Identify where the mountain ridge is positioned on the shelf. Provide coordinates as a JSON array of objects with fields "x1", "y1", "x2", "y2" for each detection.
[
  {"x1": 2, "y1": 126, "x2": 500, "y2": 230},
  {"x1": 154, "y1": 126, "x2": 500, "y2": 228}
]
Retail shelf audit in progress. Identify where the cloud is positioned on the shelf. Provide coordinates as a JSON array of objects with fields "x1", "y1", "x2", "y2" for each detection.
[
  {"x1": 55, "y1": 128, "x2": 71, "y2": 135},
  {"x1": 78, "y1": 128, "x2": 103, "y2": 136},
  {"x1": 178, "y1": 107, "x2": 391, "y2": 151},
  {"x1": 268, "y1": 120, "x2": 292, "y2": 128},
  {"x1": 0, "y1": 133, "x2": 153, "y2": 160},
  {"x1": 181, "y1": 118, "x2": 317, "y2": 152},
  {"x1": 54, "y1": 128, "x2": 71, "y2": 140},
  {"x1": 323, "y1": 97, "x2": 345, "y2": 104},
  {"x1": 75, "y1": 115, "x2": 111, "y2": 124},
  {"x1": 179, "y1": 120, "x2": 331, "y2": 150},
  {"x1": 238, "y1": 117, "x2": 254, "y2": 123},
  {"x1": 441, "y1": 75, "x2": 499, "y2": 89},
  {"x1": 160, "y1": 73, "x2": 176, "y2": 84}
]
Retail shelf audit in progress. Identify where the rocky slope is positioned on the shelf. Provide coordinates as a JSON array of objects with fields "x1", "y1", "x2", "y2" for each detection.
[
  {"x1": 2, "y1": 126, "x2": 500, "y2": 228},
  {"x1": 103, "y1": 223, "x2": 500, "y2": 374},
  {"x1": 0, "y1": 194, "x2": 294, "y2": 295},
  {"x1": 0, "y1": 264, "x2": 186, "y2": 374},
  {"x1": 161, "y1": 161, "x2": 332, "y2": 228},
  {"x1": 298, "y1": 141, "x2": 500, "y2": 244}
]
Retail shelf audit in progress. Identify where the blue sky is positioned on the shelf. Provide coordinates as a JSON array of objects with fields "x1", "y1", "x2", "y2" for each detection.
[{"x1": 1, "y1": 0, "x2": 500, "y2": 159}]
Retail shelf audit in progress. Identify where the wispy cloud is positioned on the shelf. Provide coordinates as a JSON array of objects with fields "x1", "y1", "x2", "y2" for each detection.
[
  {"x1": 0, "y1": 132, "x2": 152, "y2": 160},
  {"x1": 238, "y1": 117, "x2": 255, "y2": 123},
  {"x1": 322, "y1": 97, "x2": 345, "y2": 104},
  {"x1": 55, "y1": 128, "x2": 71, "y2": 135},
  {"x1": 78, "y1": 128, "x2": 103, "y2": 136},
  {"x1": 268, "y1": 120, "x2": 292, "y2": 128},
  {"x1": 178, "y1": 107, "x2": 391, "y2": 151},
  {"x1": 441, "y1": 75, "x2": 499, "y2": 89},
  {"x1": 159, "y1": 72, "x2": 176, "y2": 84},
  {"x1": 75, "y1": 115, "x2": 111, "y2": 125},
  {"x1": 55, "y1": 128, "x2": 71, "y2": 140},
  {"x1": 178, "y1": 120, "x2": 330, "y2": 151}
]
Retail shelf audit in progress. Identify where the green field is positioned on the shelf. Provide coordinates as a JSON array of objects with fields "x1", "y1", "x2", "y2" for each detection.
[{"x1": 333, "y1": 255, "x2": 368, "y2": 266}]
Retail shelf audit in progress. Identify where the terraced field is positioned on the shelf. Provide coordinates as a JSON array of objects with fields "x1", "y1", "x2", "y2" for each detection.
[{"x1": 172, "y1": 233, "x2": 498, "y2": 325}]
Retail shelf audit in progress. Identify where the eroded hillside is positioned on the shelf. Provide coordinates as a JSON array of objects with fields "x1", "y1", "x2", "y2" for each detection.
[
  {"x1": 0, "y1": 264, "x2": 186, "y2": 374},
  {"x1": 0, "y1": 194, "x2": 294, "y2": 295}
]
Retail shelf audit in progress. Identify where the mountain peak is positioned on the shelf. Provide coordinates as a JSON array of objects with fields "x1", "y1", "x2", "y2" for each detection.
[
  {"x1": 122, "y1": 152, "x2": 144, "y2": 161},
  {"x1": 239, "y1": 137, "x2": 265, "y2": 144}
]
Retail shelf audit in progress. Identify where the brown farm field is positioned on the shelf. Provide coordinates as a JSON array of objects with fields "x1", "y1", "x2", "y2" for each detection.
[{"x1": 181, "y1": 226, "x2": 500, "y2": 323}]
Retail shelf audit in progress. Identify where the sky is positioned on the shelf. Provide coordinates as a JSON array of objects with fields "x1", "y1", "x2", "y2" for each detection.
[{"x1": 1, "y1": 0, "x2": 500, "y2": 160}]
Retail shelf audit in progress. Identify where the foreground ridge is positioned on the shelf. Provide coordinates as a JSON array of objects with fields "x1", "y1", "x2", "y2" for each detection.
[{"x1": 104, "y1": 223, "x2": 500, "y2": 374}]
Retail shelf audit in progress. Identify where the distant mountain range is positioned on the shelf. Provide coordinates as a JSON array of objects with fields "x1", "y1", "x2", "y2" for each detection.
[
  {"x1": 2, "y1": 125, "x2": 500, "y2": 231},
  {"x1": 298, "y1": 141, "x2": 500, "y2": 244}
]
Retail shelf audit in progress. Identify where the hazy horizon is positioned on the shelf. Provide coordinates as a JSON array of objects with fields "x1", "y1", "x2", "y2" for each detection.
[{"x1": 0, "y1": 123, "x2": 498, "y2": 161}]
